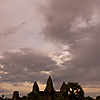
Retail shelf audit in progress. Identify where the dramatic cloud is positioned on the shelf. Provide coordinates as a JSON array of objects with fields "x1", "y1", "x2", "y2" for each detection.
[
  {"x1": 40, "y1": 0, "x2": 100, "y2": 97},
  {"x1": 0, "y1": 48, "x2": 57, "y2": 83},
  {"x1": 1, "y1": 0, "x2": 100, "y2": 98},
  {"x1": 41, "y1": 0, "x2": 96, "y2": 44},
  {"x1": 2, "y1": 22, "x2": 26, "y2": 36}
]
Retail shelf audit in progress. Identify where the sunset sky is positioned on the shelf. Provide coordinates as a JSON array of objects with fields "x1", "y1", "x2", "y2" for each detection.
[{"x1": 1, "y1": 0, "x2": 100, "y2": 98}]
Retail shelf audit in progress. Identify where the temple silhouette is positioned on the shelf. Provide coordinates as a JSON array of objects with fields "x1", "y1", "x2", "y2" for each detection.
[
  {"x1": 32, "y1": 76, "x2": 59, "y2": 100},
  {"x1": 1, "y1": 76, "x2": 100, "y2": 100},
  {"x1": 12, "y1": 76, "x2": 66, "y2": 100}
]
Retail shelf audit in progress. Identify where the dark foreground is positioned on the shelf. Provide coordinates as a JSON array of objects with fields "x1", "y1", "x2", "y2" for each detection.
[{"x1": 0, "y1": 76, "x2": 100, "y2": 100}]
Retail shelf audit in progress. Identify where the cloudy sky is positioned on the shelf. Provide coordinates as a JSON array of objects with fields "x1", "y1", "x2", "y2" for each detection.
[{"x1": 1, "y1": 0, "x2": 100, "y2": 98}]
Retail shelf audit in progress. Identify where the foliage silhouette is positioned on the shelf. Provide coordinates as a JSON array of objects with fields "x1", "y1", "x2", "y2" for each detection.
[
  {"x1": 56, "y1": 82, "x2": 84, "y2": 100},
  {"x1": 27, "y1": 91, "x2": 44, "y2": 100}
]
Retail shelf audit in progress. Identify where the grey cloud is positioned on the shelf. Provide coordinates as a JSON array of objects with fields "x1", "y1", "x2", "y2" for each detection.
[
  {"x1": 1, "y1": 0, "x2": 100, "y2": 98},
  {"x1": 1, "y1": 22, "x2": 26, "y2": 36},
  {"x1": 40, "y1": 0, "x2": 100, "y2": 87},
  {"x1": 0, "y1": 89, "x2": 10, "y2": 93},
  {"x1": 41, "y1": 0, "x2": 97, "y2": 44},
  {"x1": 0, "y1": 48, "x2": 57, "y2": 83}
]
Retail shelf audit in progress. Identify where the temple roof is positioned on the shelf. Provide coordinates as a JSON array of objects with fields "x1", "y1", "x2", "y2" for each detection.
[
  {"x1": 45, "y1": 76, "x2": 55, "y2": 93},
  {"x1": 60, "y1": 82, "x2": 66, "y2": 93},
  {"x1": 47, "y1": 76, "x2": 52, "y2": 84},
  {"x1": 33, "y1": 81, "x2": 39, "y2": 92}
]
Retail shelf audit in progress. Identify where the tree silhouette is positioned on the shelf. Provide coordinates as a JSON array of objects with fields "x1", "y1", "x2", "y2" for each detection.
[
  {"x1": 56, "y1": 82, "x2": 84, "y2": 100},
  {"x1": 27, "y1": 91, "x2": 44, "y2": 100},
  {"x1": 67, "y1": 82, "x2": 84, "y2": 100}
]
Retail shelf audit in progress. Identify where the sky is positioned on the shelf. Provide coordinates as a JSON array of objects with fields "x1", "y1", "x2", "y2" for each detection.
[{"x1": 1, "y1": 0, "x2": 100, "y2": 98}]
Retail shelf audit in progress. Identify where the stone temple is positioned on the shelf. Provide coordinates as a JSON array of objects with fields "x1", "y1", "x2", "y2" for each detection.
[
  {"x1": 32, "y1": 76, "x2": 61, "y2": 100},
  {"x1": 12, "y1": 76, "x2": 66, "y2": 100}
]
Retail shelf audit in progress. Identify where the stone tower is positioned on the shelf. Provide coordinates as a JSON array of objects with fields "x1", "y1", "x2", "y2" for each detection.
[
  {"x1": 12, "y1": 91, "x2": 19, "y2": 100},
  {"x1": 32, "y1": 81, "x2": 39, "y2": 92},
  {"x1": 60, "y1": 82, "x2": 66, "y2": 93},
  {"x1": 45, "y1": 76, "x2": 55, "y2": 93}
]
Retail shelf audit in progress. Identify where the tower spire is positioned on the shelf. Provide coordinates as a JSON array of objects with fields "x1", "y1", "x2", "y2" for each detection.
[
  {"x1": 45, "y1": 76, "x2": 55, "y2": 93},
  {"x1": 60, "y1": 82, "x2": 66, "y2": 93},
  {"x1": 32, "y1": 81, "x2": 39, "y2": 92}
]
